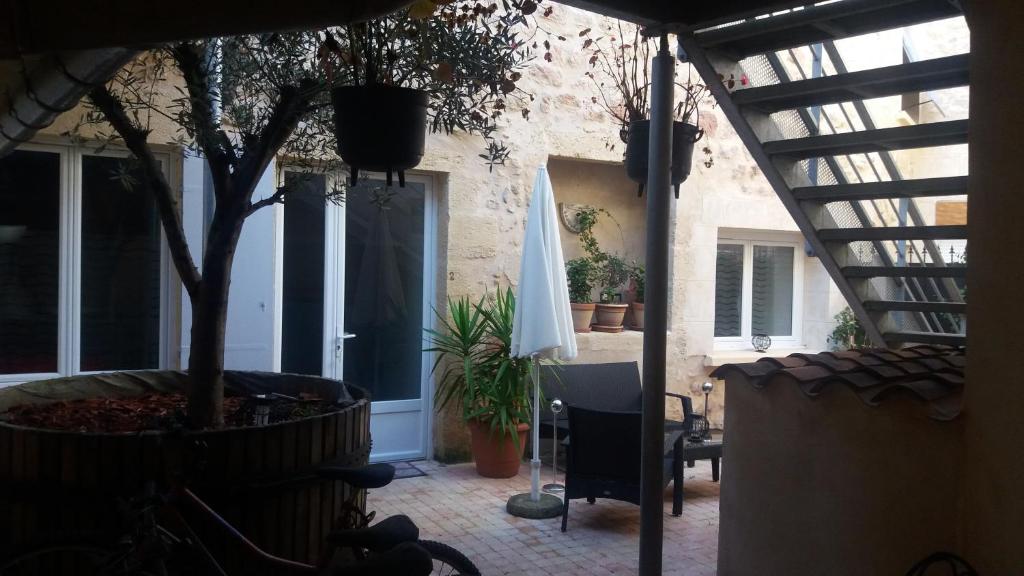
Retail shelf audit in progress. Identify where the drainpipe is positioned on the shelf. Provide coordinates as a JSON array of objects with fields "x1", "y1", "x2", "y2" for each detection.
[
  {"x1": 0, "y1": 48, "x2": 137, "y2": 156},
  {"x1": 639, "y1": 33, "x2": 673, "y2": 576}
]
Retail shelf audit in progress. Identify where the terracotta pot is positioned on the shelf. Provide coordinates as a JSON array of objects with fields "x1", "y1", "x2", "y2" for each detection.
[
  {"x1": 595, "y1": 303, "x2": 628, "y2": 328},
  {"x1": 570, "y1": 302, "x2": 595, "y2": 333},
  {"x1": 631, "y1": 302, "x2": 644, "y2": 331},
  {"x1": 468, "y1": 419, "x2": 529, "y2": 478}
]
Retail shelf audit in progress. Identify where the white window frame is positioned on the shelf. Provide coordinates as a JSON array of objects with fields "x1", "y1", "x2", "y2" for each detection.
[
  {"x1": 714, "y1": 230, "x2": 804, "y2": 351},
  {"x1": 0, "y1": 142, "x2": 177, "y2": 385}
]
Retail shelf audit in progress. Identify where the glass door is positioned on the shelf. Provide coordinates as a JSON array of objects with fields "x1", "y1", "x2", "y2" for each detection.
[
  {"x1": 280, "y1": 171, "x2": 345, "y2": 379},
  {"x1": 343, "y1": 176, "x2": 434, "y2": 462}
]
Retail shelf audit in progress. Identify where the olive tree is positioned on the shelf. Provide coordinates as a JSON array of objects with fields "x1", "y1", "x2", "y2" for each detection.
[{"x1": 77, "y1": 1, "x2": 540, "y2": 428}]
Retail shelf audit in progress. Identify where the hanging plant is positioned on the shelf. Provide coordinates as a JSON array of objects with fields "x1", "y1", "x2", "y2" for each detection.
[
  {"x1": 581, "y1": 21, "x2": 714, "y2": 197},
  {"x1": 321, "y1": 1, "x2": 542, "y2": 186}
]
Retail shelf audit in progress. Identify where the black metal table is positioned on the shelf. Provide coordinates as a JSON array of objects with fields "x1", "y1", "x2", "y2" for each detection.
[{"x1": 677, "y1": 439, "x2": 722, "y2": 507}]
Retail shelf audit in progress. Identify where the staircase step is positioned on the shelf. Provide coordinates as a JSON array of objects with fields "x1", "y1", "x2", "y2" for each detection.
[
  {"x1": 819, "y1": 225, "x2": 967, "y2": 242},
  {"x1": 763, "y1": 119, "x2": 968, "y2": 159},
  {"x1": 693, "y1": 0, "x2": 962, "y2": 59},
  {"x1": 793, "y1": 176, "x2": 968, "y2": 202},
  {"x1": 733, "y1": 54, "x2": 969, "y2": 113},
  {"x1": 864, "y1": 300, "x2": 966, "y2": 314},
  {"x1": 884, "y1": 331, "x2": 966, "y2": 347},
  {"x1": 843, "y1": 265, "x2": 967, "y2": 278}
]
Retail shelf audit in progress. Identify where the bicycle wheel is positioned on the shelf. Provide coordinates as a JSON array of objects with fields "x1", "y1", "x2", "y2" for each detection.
[
  {"x1": 416, "y1": 541, "x2": 480, "y2": 576},
  {"x1": 0, "y1": 542, "x2": 122, "y2": 575}
]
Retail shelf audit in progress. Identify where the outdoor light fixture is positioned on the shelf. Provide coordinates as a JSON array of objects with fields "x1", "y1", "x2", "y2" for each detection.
[{"x1": 543, "y1": 398, "x2": 565, "y2": 495}]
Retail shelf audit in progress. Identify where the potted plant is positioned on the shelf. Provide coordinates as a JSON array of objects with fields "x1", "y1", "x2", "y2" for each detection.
[
  {"x1": 630, "y1": 261, "x2": 645, "y2": 330},
  {"x1": 322, "y1": 2, "x2": 539, "y2": 186},
  {"x1": 593, "y1": 254, "x2": 630, "y2": 332},
  {"x1": 582, "y1": 22, "x2": 713, "y2": 197},
  {"x1": 566, "y1": 256, "x2": 597, "y2": 332},
  {"x1": 426, "y1": 287, "x2": 533, "y2": 478},
  {"x1": 828, "y1": 307, "x2": 870, "y2": 351}
]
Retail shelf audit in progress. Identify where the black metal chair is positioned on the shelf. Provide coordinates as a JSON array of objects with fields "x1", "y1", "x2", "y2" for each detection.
[
  {"x1": 538, "y1": 362, "x2": 695, "y2": 439},
  {"x1": 560, "y1": 405, "x2": 684, "y2": 532}
]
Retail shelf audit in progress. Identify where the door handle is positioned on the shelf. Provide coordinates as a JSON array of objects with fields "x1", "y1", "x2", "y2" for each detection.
[{"x1": 335, "y1": 332, "x2": 356, "y2": 354}]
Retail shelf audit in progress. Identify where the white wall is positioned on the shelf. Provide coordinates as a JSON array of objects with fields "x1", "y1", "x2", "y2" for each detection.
[{"x1": 179, "y1": 154, "x2": 278, "y2": 371}]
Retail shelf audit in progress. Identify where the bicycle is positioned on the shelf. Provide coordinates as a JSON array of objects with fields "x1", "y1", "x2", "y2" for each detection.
[{"x1": 0, "y1": 462, "x2": 479, "y2": 576}]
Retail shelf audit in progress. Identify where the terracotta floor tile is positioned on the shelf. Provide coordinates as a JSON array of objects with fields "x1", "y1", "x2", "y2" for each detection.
[{"x1": 367, "y1": 459, "x2": 720, "y2": 575}]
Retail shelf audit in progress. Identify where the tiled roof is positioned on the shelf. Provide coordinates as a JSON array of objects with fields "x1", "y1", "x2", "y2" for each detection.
[{"x1": 709, "y1": 345, "x2": 966, "y2": 421}]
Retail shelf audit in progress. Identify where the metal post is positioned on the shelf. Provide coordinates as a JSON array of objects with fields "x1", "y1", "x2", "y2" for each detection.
[
  {"x1": 639, "y1": 34, "x2": 673, "y2": 576},
  {"x1": 531, "y1": 354, "x2": 541, "y2": 501}
]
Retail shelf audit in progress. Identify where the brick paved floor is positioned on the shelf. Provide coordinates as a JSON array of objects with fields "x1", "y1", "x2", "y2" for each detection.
[{"x1": 368, "y1": 459, "x2": 720, "y2": 575}]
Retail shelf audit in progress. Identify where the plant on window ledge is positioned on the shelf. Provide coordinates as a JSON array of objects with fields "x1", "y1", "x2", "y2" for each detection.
[
  {"x1": 593, "y1": 254, "x2": 630, "y2": 332},
  {"x1": 828, "y1": 307, "x2": 870, "y2": 351},
  {"x1": 68, "y1": 2, "x2": 543, "y2": 429},
  {"x1": 629, "y1": 261, "x2": 645, "y2": 330},
  {"x1": 567, "y1": 205, "x2": 630, "y2": 331},
  {"x1": 566, "y1": 257, "x2": 598, "y2": 333}
]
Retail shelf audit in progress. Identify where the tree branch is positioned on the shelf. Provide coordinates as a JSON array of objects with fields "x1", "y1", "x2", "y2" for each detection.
[
  {"x1": 89, "y1": 84, "x2": 203, "y2": 300},
  {"x1": 171, "y1": 43, "x2": 236, "y2": 196},
  {"x1": 234, "y1": 80, "x2": 316, "y2": 202},
  {"x1": 245, "y1": 185, "x2": 287, "y2": 217}
]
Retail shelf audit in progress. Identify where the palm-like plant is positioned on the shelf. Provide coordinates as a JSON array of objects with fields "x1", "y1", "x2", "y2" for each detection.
[{"x1": 425, "y1": 287, "x2": 532, "y2": 447}]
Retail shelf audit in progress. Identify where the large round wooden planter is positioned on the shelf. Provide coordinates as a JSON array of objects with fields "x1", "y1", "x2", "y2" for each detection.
[{"x1": 0, "y1": 370, "x2": 370, "y2": 574}]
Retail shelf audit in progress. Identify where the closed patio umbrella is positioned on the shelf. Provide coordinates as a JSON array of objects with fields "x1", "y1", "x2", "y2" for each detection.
[{"x1": 507, "y1": 165, "x2": 577, "y2": 518}]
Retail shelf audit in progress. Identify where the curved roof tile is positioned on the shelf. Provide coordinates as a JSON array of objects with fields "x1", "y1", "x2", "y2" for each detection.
[{"x1": 710, "y1": 345, "x2": 965, "y2": 421}]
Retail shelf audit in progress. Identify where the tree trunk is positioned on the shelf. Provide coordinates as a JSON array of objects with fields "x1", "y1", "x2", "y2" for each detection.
[{"x1": 187, "y1": 212, "x2": 245, "y2": 428}]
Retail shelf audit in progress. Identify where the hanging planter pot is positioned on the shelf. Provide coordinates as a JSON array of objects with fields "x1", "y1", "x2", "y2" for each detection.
[
  {"x1": 332, "y1": 85, "x2": 429, "y2": 187},
  {"x1": 625, "y1": 120, "x2": 703, "y2": 198}
]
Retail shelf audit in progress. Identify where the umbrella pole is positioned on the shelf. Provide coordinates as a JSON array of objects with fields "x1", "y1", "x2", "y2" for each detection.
[
  {"x1": 530, "y1": 354, "x2": 541, "y2": 501},
  {"x1": 508, "y1": 354, "x2": 561, "y2": 518}
]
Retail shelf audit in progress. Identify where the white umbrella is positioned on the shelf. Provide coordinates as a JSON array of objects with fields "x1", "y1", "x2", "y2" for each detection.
[{"x1": 510, "y1": 165, "x2": 577, "y2": 506}]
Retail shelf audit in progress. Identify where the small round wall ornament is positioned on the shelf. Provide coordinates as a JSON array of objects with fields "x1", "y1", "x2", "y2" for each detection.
[{"x1": 752, "y1": 334, "x2": 771, "y2": 353}]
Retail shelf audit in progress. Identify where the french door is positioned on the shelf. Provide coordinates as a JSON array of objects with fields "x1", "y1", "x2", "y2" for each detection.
[{"x1": 280, "y1": 171, "x2": 435, "y2": 461}]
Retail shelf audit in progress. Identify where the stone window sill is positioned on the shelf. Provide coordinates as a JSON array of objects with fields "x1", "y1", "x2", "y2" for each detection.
[{"x1": 704, "y1": 347, "x2": 819, "y2": 367}]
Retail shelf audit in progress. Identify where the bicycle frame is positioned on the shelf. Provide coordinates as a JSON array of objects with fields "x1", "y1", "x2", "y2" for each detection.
[{"x1": 160, "y1": 485, "x2": 322, "y2": 575}]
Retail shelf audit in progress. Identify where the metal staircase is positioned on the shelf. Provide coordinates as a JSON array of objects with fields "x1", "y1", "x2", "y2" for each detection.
[{"x1": 679, "y1": 0, "x2": 968, "y2": 348}]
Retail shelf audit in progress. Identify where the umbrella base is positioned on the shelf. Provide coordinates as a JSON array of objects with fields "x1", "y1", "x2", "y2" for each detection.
[{"x1": 506, "y1": 492, "x2": 564, "y2": 519}]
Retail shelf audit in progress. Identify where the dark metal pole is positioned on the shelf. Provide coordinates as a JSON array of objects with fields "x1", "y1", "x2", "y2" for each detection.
[{"x1": 639, "y1": 34, "x2": 673, "y2": 576}]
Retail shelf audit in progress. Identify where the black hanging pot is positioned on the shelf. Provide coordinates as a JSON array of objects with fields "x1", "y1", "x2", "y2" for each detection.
[
  {"x1": 625, "y1": 120, "x2": 704, "y2": 198},
  {"x1": 332, "y1": 85, "x2": 428, "y2": 187}
]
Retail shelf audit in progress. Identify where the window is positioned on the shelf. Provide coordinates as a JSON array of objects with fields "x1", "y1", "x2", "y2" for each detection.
[
  {"x1": 714, "y1": 235, "x2": 802, "y2": 349},
  {"x1": 0, "y1": 145, "x2": 171, "y2": 383}
]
